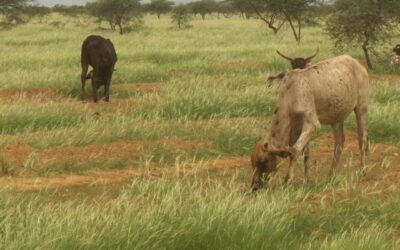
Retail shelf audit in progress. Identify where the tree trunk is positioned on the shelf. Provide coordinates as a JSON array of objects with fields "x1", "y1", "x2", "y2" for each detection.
[
  {"x1": 108, "y1": 20, "x2": 115, "y2": 31},
  {"x1": 286, "y1": 13, "x2": 300, "y2": 42},
  {"x1": 116, "y1": 17, "x2": 123, "y2": 34},
  {"x1": 362, "y1": 38, "x2": 372, "y2": 69}
]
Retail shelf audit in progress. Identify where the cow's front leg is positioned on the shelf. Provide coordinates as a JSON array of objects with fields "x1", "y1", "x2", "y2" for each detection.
[
  {"x1": 303, "y1": 144, "x2": 310, "y2": 182},
  {"x1": 287, "y1": 115, "x2": 320, "y2": 183},
  {"x1": 291, "y1": 115, "x2": 321, "y2": 156},
  {"x1": 284, "y1": 155, "x2": 296, "y2": 184}
]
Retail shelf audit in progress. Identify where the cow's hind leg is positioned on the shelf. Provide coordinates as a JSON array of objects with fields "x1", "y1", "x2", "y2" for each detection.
[
  {"x1": 329, "y1": 123, "x2": 345, "y2": 177},
  {"x1": 81, "y1": 63, "x2": 88, "y2": 101},
  {"x1": 104, "y1": 82, "x2": 110, "y2": 102},
  {"x1": 355, "y1": 105, "x2": 368, "y2": 175},
  {"x1": 91, "y1": 77, "x2": 99, "y2": 102}
]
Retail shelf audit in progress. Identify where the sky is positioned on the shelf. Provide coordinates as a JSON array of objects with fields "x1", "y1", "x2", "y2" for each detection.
[{"x1": 35, "y1": 0, "x2": 192, "y2": 7}]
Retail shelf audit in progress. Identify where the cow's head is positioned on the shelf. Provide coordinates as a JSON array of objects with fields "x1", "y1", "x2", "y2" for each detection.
[
  {"x1": 250, "y1": 142, "x2": 279, "y2": 191},
  {"x1": 276, "y1": 48, "x2": 319, "y2": 69},
  {"x1": 393, "y1": 44, "x2": 400, "y2": 56}
]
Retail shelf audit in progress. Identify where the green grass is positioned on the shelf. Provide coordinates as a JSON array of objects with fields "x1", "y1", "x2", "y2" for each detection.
[
  {"x1": 0, "y1": 13, "x2": 399, "y2": 249},
  {"x1": 0, "y1": 171, "x2": 399, "y2": 249}
]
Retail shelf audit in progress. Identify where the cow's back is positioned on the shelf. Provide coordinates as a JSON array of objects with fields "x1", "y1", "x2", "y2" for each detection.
[
  {"x1": 81, "y1": 35, "x2": 117, "y2": 68},
  {"x1": 281, "y1": 55, "x2": 368, "y2": 125}
]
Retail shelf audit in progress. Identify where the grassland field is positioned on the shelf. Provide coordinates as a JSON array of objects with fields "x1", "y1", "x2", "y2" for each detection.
[{"x1": 0, "y1": 13, "x2": 399, "y2": 249}]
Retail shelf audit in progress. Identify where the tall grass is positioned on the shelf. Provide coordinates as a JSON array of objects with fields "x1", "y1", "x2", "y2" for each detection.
[{"x1": 0, "y1": 171, "x2": 398, "y2": 249}]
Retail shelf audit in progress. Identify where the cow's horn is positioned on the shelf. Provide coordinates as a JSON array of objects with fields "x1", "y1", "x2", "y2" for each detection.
[
  {"x1": 276, "y1": 50, "x2": 293, "y2": 61},
  {"x1": 305, "y1": 48, "x2": 319, "y2": 61}
]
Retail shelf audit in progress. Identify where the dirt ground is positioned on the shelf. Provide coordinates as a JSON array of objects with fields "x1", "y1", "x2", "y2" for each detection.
[
  {"x1": 0, "y1": 128, "x2": 398, "y2": 196},
  {"x1": 0, "y1": 79, "x2": 399, "y2": 202}
]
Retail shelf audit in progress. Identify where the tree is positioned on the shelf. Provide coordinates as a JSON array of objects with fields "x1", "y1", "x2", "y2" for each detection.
[
  {"x1": 171, "y1": 4, "x2": 192, "y2": 29},
  {"x1": 29, "y1": 6, "x2": 51, "y2": 23},
  {"x1": 325, "y1": 0, "x2": 400, "y2": 69},
  {"x1": 230, "y1": 0, "x2": 317, "y2": 39},
  {"x1": 242, "y1": 0, "x2": 285, "y2": 34},
  {"x1": 229, "y1": 0, "x2": 253, "y2": 19},
  {"x1": 148, "y1": 0, "x2": 173, "y2": 19},
  {"x1": 189, "y1": 0, "x2": 217, "y2": 20},
  {"x1": 86, "y1": 0, "x2": 143, "y2": 34},
  {"x1": 215, "y1": 1, "x2": 235, "y2": 18},
  {"x1": 268, "y1": 0, "x2": 319, "y2": 42},
  {"x1": 0, "y1": 0, "x2": 33, "y2": 29}
]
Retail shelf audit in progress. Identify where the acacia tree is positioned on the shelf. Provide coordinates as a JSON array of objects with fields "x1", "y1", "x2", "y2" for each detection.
[
  {"x1": 148, "y1": 0, "x2": 173, "y2": 19},
  {"x1": 171, "y1": 4, "x2": 192, "y2": 29},
  {"x1": 189, "y1": 0, "x2": 217, "y2": 20},
  {"x1": 29, "y1": 6, "x2": 51, "y2": 23},
  {"x1": 242, "y1": 0, "x2": 285, "y2": 34},
  {"x1": 229, "y1": 0, "x2": 253, "y2": 19},
  {"x1": 215, "y1": 1, "x2": 235, "y2": 18},
  {"x1": 325, "y1": 0, "x2": 400, "y2": 69},
  {"x1": 269, "y1": 0, "x2": 318, "y2": 42},
  {"x1": 0, "y1": 0, "x2": 32, "y2": 28},
  {"x1": 87, "y1": 0, "x2": 143, "y2": 34},
  {"x1": 230, "y1": 0, "x2": 317, "y2": 39}
]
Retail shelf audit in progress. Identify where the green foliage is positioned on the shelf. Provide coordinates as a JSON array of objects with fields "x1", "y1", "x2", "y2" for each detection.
[
  {"x1": 0, "y1": 0, "x2": 33, "y2": 29},
  {"x1": 171, "y1": 4, "x2": 193, "y2": 29},
  {"x1": 86, "y1": 0, "x2": 143, "y2": 34},
  {"x1": 28, "y1": 5, "x2": 51, "y2": 23},
  {"x1": 188, "y1": 0, "x2": 218, "y2": 20},
  {"x1": 51, "y1": 4, "x2": 87, "y2": 17},
  {"x1": 232, "y1": 0, "x2": 319, "y2": 40},
  {"x1": 148, "y1": 0, "x2": 173, "y2": 19},
  {"x1": 325, "y1": 0, "x2": 400, "y2": 69}
]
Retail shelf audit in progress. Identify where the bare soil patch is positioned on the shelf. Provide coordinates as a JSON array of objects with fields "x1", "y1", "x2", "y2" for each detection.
[
  {"x1": 0, "y1": 87, "x2": 62, "y2": 103},
  {"x1": 0, "y1": 138, "x2": 213, "y2": 170},
  {"x1": 0, "y1": 156, "x2": 248, "y2": 191},
  {"x1": 114, "y1": 82, "x2": 163, "y2": 93},
  {"x1": 0, "y1": 129, "x2": 399, "y2": 197}
]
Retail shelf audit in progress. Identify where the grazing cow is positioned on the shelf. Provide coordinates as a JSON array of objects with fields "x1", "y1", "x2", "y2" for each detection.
[
  {"x1": 251, "y1": 55, "x2": 369, "y2": 191},
  {"x1": 391, "y1": 44, "x2": 400, "y2": 69},
  {"x1": 81, "y1": 35, "x2": 117, "y2": 102},
  {"x1": 267, "y1": 49, "x2": 319, "y2": 83}
]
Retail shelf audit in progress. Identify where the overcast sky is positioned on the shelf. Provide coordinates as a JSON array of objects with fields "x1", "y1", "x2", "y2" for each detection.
[{"x1": 36, "y1": 0, "x2": 192, "y2": 7}]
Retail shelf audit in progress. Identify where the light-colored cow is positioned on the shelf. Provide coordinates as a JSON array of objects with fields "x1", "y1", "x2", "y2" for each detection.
[{"x1": 251, "y1": 55, "x2": 369, "y2": 191}]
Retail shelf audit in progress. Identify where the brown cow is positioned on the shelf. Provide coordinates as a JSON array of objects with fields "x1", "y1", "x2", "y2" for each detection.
[
  {"x1": 252, "y1": 55, "x2": 369, "y2": 191},
  {"x1": 81, "y1": 35, "x2": 117, "y2": 102}
]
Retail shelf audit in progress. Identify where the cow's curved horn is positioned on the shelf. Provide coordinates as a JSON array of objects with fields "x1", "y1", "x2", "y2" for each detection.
[
  {"x1": 305, "y1": 48, "x2": 319, "y2": 61},
  {"x1": 276, "y1": 50, "x2": 293, "y2": 61}
]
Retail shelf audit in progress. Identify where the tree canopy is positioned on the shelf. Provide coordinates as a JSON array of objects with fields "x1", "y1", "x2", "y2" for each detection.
[
  {"x1": 86, "y1": 0, "x2": 143, "y2": 34},
  {"x1": 326, "y1": 0, "x2": 400, "y2": 69},
  {"x1": 148, "y1": 0, "x2": 173, "y2": 19},
  {"x1": 0, "y1": 0, "x2": 33, "y2": 28}
]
